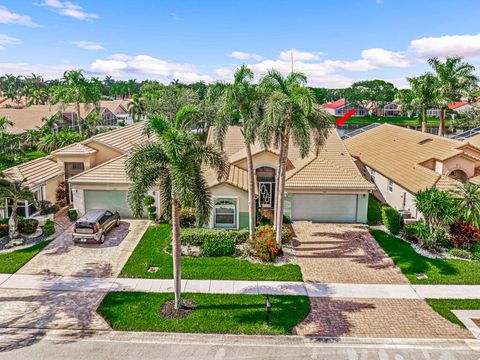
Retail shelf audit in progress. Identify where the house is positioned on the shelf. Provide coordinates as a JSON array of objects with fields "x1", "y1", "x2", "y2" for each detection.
[
  {"x1": 382, "y1": 103, "x2": 401, "y2": 117},
  {"x1": 322, "y1": 99, "x2": 367, "y2": 117},
  {"x1": 344, "y1": 123, "x2": 480, "y2": 218}
]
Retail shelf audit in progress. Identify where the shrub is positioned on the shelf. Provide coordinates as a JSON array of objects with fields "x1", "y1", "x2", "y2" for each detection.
[
  {"x1": 201, "y1": 236, "x2": 236, "y2": 257},
  {"x1": 0, "y1": 223, "x2": 8, "y2": 237},
  {"x1": 181, "y1": 228, "x2": 249, "y2": 246},
  {"x1": 40, "y1": 201, "x2": 60, "y2": 215},
  {"x1": 250, "y1": 225, "x2": 279, "y2": 262},
  {"x1": 143, "y1": 195, "x2": 155, "y2": 206},
  {"x1": 281, "y1": 225, "x2": 293, "y2": 244},
  {"x1": 381, "y1": 207, "x2": 401, "y2": 235},
  {"x1": 56, "y1": 182, "x2": 67, "y2": 207},
  {"x1": 143, "y1": 195, "x2": 157, "y2": 221},
  {"x1": 472, "y1": 244, "x2": 480, "y2": 260},
  {"x1": 43, "y1": 219, "x2": 55, "y2": 236},
  {"x1": 402, "y1": 224, "x2": 417, "y2": 242},
  {"x1": 67, "y1": 209, "x2": 78, "y2": 221},
  {"x1": 449, "y1": 221, "x2": 480, "y2": 249},
  {"x1": 283, "y1": 215, "x2": 292, "y2": 224},
  {"x1": 449, "y1": 248, "x2": 473, "y2": 260},
  {"x1": 18, "y1": 218, "x2": 39, "y2": 235},
  {"x1": 179, "y1": 208, "x2": 196, "y2": 228}
]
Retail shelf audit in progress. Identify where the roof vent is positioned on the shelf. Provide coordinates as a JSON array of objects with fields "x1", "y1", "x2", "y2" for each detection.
[{"x1": 418, "y1": 138, "x2": 433, "y2": 145}]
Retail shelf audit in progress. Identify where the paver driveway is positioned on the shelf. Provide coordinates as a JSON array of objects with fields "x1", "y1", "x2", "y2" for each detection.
[
  {"x1": 17, "y1": 220, "x2": 149, "y2": 278},
  {"x1": 292, "y1": 222, "x2": 408, "y2": 284}
]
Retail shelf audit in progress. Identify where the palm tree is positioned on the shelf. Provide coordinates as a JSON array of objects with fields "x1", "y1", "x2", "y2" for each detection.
[
  {"x1": 37, "y1": 128, "x2": 82, "y2": 152},
  {"x1": 0, "y1": 177, "x2": 38, "y2": 239},
  {"x1": 407, "y1": 73, "x2": 440, "y2": 132},
  {"x1": 393, "y1": 89, "x2": 415, "y2": 117},
  {"x1": 428, "y1": 57, "x2": 479, "y2": 136},
  {"x1": 260, "y1": 70, "x2": 330, "y2": 247},
  {"x1": 126, "y1": 106, "x2": 228, "y2": 309},
  {"x1": 83, "y1": 110, "x2": 105, "y2": 138},
  {"x1": 215, "y1": 65, "x2": 262, "y2": 240},
  {"x1": 452, "y1": 182, "x2": 480, "y2": 228},
  {"x1": 0, "y1": 117, "x2": 21, "y2": 160},
  {"x1": 128, "y1": 94, "x2": 144, "y2": 122}
]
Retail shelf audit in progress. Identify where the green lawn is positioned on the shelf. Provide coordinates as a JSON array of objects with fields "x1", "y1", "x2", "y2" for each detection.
[
  {"x1": 367, "y1": 195, "x2": 383, "y2": 224},
  {"x1": 120, "y1": 224, "x2": 303, "y2": 281},
  {"x1": 0, "y1": 241, "x2": 50, "y2": 273},
  {"x1": 99, "y1": 292, "x2": 310, "y2": 335},
  {"x1": 426, "y1": 299, "x2": 480, "y2": 327},
  {"x1": 0, "y1": 150, "x2": 47, "y2": 171},
  {"x1": 371, "y1": 230, "x2": 480, "y2": 284}
]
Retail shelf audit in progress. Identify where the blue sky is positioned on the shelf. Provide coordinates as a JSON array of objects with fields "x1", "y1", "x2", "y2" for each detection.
[{"x1": 0, "y1": 0, "x2": 479, "y2": 87}]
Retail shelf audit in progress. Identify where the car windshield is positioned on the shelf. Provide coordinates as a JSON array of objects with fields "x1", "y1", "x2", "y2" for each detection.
[{"x1": 75, "y1": 222, "x2": 95, "y2": 230}]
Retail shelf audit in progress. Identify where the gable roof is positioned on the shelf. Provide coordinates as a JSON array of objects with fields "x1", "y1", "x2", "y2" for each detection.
[
  {"x1": 69, "y1": 155, "x2": 129, "y2": 184},
  {"x1": 0, "y1": 105, "x2": 59, "y2": 134},
  {"x1": 3, "y1": 157, "x2": 63, "y2": 188},
  {"x1": 88, "y1": 121, "x2": 154, "y2": 153},
  {"x1": 51, "y1": 142, "x2": 98, "y2": 156},
  {"x1": 344, "y1": 123, "x2": 465, "y2": 193},
  {"x1": 322, "y1": 99, "x2": 346, "y2": 109},
  {"x1": 448, "y1": 101, "x2": 469, "y2": 110}
]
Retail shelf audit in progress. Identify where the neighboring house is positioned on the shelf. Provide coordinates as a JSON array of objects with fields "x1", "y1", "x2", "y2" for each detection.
[
  {"x1": 381, "y1": 103, "x2": 401, "y2": 117},
  {"x1": 1, "y1": 122, "x2": 374, "y2": 226},
  {"x1": 426, "y1": 108, "x2": 442, "y2": 118},
  {"x1": 322, "y1": 99, "x2": 367, "y2": 117},
  {"x1": 344, "y1": 123, "x2": 480, "y2": 218}
]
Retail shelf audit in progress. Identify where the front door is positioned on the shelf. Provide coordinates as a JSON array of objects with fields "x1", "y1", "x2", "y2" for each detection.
[
  {"x1": 258, "y1": 182, "x2": 273, "y2": 208},
  {"x1": 65, "y1": 162, "x2": 85, "y2": 203}
]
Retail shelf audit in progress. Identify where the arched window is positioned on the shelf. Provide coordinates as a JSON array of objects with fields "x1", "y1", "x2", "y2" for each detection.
[{"x1": 214, "y1": 198, "x2": 237, "y2": 228}]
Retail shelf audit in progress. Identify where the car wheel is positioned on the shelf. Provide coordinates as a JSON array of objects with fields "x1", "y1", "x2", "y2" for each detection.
[
  {"x1": 100, "y1": 233, "x2": 106, "y2": 244},
  {"x1": 116, "y1": 219, "x2": 120, "y2": 227}
]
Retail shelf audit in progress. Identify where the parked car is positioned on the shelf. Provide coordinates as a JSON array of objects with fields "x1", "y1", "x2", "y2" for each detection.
[{"x1": 72, "y1": 209, "x2": 120, "y2": 244}]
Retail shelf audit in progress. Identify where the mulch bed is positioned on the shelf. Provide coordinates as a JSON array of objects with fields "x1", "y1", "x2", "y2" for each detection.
[{"x1": 160, "y1": 299, "x2": 197, "y2": 320}]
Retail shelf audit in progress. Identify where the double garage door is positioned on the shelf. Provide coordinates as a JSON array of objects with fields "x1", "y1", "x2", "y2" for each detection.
[
  {"x1": 289, "y1": 194, "x2": 359, "y2": 222},
  {"x1": 84, "y1": 190, "x2": 135, "y2": 218}
]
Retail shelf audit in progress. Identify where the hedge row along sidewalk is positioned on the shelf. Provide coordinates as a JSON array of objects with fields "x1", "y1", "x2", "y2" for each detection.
[
  {"x1": 120, "y1": 224, "x2": 303, "y2": 281},
  {"x1": 371, "y1": 230, "x2": 480, "y2": 284},
  {"x1": 99, "y1": 292, "x2": 310, "y2": 335}
]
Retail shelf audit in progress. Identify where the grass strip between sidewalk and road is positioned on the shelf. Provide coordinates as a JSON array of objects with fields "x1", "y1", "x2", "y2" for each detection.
[
  {"x1": 371, "y1": 229, "x2": 480, "y2": 284},
  {"x1": 99, "y1": 292, "x2": 310, "y2": 335},
  {"x1": 0, "y1": 241, "x2": 50, "y2": 274},
  {"x1": 426, "y1": 299, "x2": 480, "y2": 327},
  {"x1": 120, "y1": 224, "x2": 303, "y2": 281}
]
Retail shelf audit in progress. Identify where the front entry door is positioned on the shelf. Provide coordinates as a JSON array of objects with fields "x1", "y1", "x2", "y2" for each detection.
[{"x1": 258, "y1": 182, "x2": 273, "y2": 208}]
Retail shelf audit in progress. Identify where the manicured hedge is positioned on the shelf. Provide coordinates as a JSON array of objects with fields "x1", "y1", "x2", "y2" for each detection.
[
  {"x1": 180, "y1": 228, "x2": 249, "y2": 246},
  {"x1": 43, "y1": 219, "x2": 55, "y2": 237},
  {"x1": 381, "y1": 206, "x2": 401, "y2": 235},
  {"x1": 201, "y1": 237, "x2": 236, "y2": 256},
  {"x1": 18, "y1": 218, "x2": 39, "y2": 235}
]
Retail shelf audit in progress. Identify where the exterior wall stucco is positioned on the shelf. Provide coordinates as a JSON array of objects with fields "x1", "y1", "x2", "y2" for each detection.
[
  {"x1": 84, "y1": 141, "x2": 123, "y2": 165},
  {"x1": 235, "y1": 151, "x2": 279, "y2": 171},
  {"x1": 442, "y1": 156, "x2": 475, "y2": 178}
]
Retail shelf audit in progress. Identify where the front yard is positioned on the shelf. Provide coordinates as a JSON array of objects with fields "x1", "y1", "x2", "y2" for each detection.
[
  {"x1": 426, "y1": 299, "x2": 480, "y2": 327},
  {"x1": 0, "y1": 241, "x2": 50, "y2": 273},
  {"x1": 120, "y1": 224, "x2": 303, "y2": 281},
  {"x1": 99, "y1": 292, "x2": 310, "y2": 335},
  {"x1": 371, "y1": 230, "x2": 480, "y2": 284}
]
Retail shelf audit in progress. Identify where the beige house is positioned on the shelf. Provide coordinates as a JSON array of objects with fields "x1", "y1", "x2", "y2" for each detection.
[{"x1": 344, "y1": 123, "x2": 480, "y2": 218}]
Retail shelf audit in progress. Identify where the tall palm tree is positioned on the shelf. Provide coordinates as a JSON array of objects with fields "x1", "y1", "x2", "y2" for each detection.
[
  {"x1": 0, "y1": 117, "x2": 21, "y2": 160},
  {"x1": 393, "y1": 88, "x2": 415, "y2": 117},
  {"x1": 128, "y1": 94, "x2": 144, "y2": 122},
  {"x1": 37, "y1": 128, "x2": 82, "y2": 153},
  {"x1": 0, "y1": 177, "x2": 38, "y2": 239},
  {"x1": 260, "y1": 70, "x2": 330, "y2": 247},
  {"x1": 452, "y1": 182, "x2": 480, "y2": 228},
  {"x1": 215, "y1": 65, "x2": 262, "y2": 240},
  {"x1": 428, "y1": 56, "x2": 479, "y2": 136},
  {"x1": 407, "y1": 73, "x2": 440, "y2": 132},
  {"x1": 126, "y1": 106, "x2": 228, "y2": 309}
]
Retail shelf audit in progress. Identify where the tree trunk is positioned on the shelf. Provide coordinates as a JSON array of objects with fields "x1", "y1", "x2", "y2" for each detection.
[
  {"x1": 273, "y1": 143, "x2": 285, "y2": 230},
  {"x1": 8, "y1": 206, "x2": 18, "y2": 239},
  {"x1": 76, "y1": 101, "x2": 83, "y2": 136},
  {"x1": 275, "y1": 131, "x2": 290, "y2": 248},
  {"x1": 421, "y1": 108, "x2": 427, "y2": 133},
  {"x1": 438, "y1": 108, "x2": 446, "y2": 137},
  {"x1": 171, "y1": 196, "x2": 182, "y2": 310},
  {"x1": 245, "y1": 143, "x2": 256, "y2": 241}
]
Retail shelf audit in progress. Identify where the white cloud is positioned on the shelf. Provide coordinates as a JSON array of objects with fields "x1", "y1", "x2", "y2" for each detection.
[
  {"x1": 0, "y1": 62, "x2": 72, "y2": 79},
  {"x1": 279, "y1": 49, "x2": 322, "y2": 61},
  {"x1": 230, "y1": 51, "x2": 263, "y2": 61},
  {"x1": 0, "y1": 5, "x2": 40, "y2": 27},
  {"x1": 66, "y1": 40, "x2": 105, "y2": 50},
  {"x1": 410, "y1": 33, "x2": 480, "y2": 58},
  {"x1": 0, "y1": 34, "x2": 21, "y2": 51},
  {"x1": 38, "y1": 0, "x2": 98, "y2": 20},
  {"x1": 90, "y1": 54, "x2": 213, "y2": 83}
]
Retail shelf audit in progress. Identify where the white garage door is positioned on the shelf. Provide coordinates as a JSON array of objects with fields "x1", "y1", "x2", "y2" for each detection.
[
  {"x1": 84, "y1": 190, "x2": 135, "y2": 218},
  {"x1": 290, "y1": 194, "x2": 358, "y2": 222}
]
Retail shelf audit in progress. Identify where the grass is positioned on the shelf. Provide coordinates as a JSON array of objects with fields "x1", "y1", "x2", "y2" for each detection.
[
  {"x1": 0, "y1": 149, "x2": 47, "y2": 171},
  {"x1": 0, "y1": 241, "x2": 50, "y2": 273},
  {"x1": 426, "y1": 299, "x2": 480, "y2": 327},
  {"x1": 367, "y1": 195, "x2": 383, "y2": 224},
  {"x1": 371, "y1": 229, "x2": 480, "y2": 284},
  {"x1": 99, "y1": 292, "x2": 310, "y2": 335},
  {"x1": 120, "y1": 224, "x2": 303, "y2": 281}
]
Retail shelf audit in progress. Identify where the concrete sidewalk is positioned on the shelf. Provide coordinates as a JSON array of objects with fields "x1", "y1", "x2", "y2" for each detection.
[{"x1": 2, "y1": 273, "x2": 480, "y2": 299}]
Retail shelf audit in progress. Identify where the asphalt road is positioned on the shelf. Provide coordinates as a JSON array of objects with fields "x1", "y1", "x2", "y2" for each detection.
[{"x1": 1, "y1": 329, "x2": 480, "y2": 360}]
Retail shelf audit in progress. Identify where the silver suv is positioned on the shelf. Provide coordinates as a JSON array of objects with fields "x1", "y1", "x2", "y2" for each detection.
[{"x1": 72, "y1": 209, "x2": 120, "y2": 244}]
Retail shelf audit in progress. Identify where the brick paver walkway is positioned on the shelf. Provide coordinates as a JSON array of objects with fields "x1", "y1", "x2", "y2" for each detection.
[
  {"x1": 294, "y1": 297, "x2": 472, "y2": 339},
  {"x1": 292, "y1": 222, "x2": 408, "y2": 284}
]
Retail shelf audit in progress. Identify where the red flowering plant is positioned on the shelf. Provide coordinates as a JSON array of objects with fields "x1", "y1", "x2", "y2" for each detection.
[
  {"x1": 449, "y1": 221, "x2": 480, "y2": 249},
  {"x1": 249, "y1": 225, "x2": 279, "y2": 262}
]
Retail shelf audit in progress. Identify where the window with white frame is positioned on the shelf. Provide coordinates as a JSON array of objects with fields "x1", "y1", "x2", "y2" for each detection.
[
  {"x1": 371, "y1": 170, "x2": 376, "y2": 182},
  {"x1": 388, "y1": 180, "x2": 393, "y2": 192},
  {"x1": 213, "y1": 198, "x2": 236, "y2": 228}
]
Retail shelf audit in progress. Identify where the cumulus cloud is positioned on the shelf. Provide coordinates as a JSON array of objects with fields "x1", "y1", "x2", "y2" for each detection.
[
  {"x1": 410, "y1": 33, "x2": 480, "y2": 58},
  {"x1": 230, "y1": 51, "x2": 263, "y2": 61},
  {"x1": 0, "y1": 5, "x2": 41, "y2": 27},
  {"x1": 38, "y1": 0, "x2": 98, "y2": 20},
  {"x1": 0, "y1": 34, "x2": 21, "y2": 51},
  {"x1": 0, "y1": 62, "x2": 72, "y2": 79},
  {"x1": 279, "y1": 49, "x2": 323, "y2": 61},
  {"x1": 65, "y1": 40, "x2": 105, "y2": 50},
  {"x1": 90, "y1": 54, "x2": 213, "y2": 83}
]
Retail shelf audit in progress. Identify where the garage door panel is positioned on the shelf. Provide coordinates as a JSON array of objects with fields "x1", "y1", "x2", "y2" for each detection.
[
  {"x1": 84, "y1": 190, "x2": 136, "y2": 218},
  {"x1": 291, "y1": 194, "x2": 357, "y2": 222}
]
